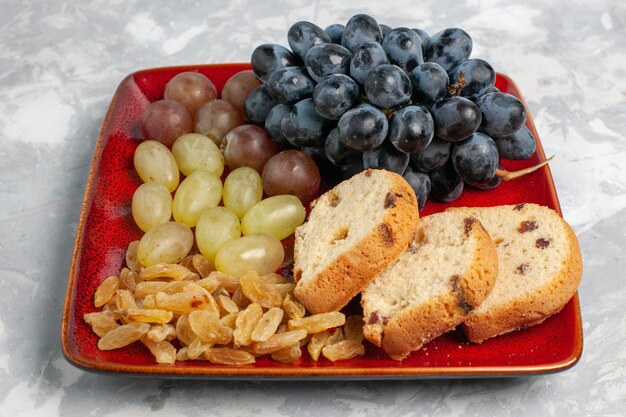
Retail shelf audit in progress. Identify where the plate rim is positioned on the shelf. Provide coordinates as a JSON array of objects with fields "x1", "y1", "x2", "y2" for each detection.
[{"x1": 61, "y1": 65, "x2": 583, "y2": 379}]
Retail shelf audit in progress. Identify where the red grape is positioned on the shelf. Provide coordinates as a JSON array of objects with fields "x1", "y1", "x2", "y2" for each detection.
[
  {"x1": 164, "y1": 72, "x2": 217, "y2": 116},
  {"x1": 221, "y1": 70, "x2": 262, "y2": 113},
  {"x1": 221, "y1": 125, "x2": 278, "y2": 173},
  {"x1": 262, "y1": 150, "x2": 320, "y2": 203},
  {"x1": 141, "y1": 99, "x2": 193, "y2": 147},
  {"x1": 194, "y1": 99, "x2": 244, "y2": 146}
]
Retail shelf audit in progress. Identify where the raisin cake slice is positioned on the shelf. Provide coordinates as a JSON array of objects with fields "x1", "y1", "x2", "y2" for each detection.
[
  {"x1": 293, "y1": 169, "x2": 419, "y2": 314},
  {"x1": 361, "y1": 211, "x2": 498, "y2": 360},
  {"x1": 449, "y1": 203, "x2": 583, "y2": 343}
]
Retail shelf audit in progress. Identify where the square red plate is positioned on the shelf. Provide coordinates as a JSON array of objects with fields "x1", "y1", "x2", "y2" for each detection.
[{"x1": 61, "y1": 63, "x2": 582, "y2": 378}]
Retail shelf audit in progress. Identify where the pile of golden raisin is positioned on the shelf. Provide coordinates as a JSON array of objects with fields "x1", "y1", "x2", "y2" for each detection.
[{"x1": 84, "y1": 242, "x2": 365, "y2": 365}]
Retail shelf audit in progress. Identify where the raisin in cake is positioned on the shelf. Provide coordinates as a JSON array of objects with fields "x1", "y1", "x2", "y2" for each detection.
[
  {"x1": 361, "y1": 211, "x2": 499, "y2": 360},
  {"x1": 449, "y1": 203, "x2": 583, "y2": 343},
  {"x1": 293, "y1": 169, "x2": 419, "y2": 314}
]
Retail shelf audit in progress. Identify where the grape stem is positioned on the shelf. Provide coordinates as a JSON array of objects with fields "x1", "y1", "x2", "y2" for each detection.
[
  {"x1": 448, "y1": 72, "x2": 466, "y2": 97},
  {"x1": 495, "y1": 155, "x2": 554, "y2": 181}
]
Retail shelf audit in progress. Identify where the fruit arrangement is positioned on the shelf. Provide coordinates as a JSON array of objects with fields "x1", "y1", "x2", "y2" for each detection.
[
  {"x1": 84, "y1": 65, "x2": 365, "y2": 365},
  {"x1": 132, "y1": 135, "x2": 308, "y2": 276},
  {"x1": 81, "y1": 14, "x2": 557, "y2": 366},
  {"x1": 246, "y1": 14, "x2": 548, "y2": 210}
]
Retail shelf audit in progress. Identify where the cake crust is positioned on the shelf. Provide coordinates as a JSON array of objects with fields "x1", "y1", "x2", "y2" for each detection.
[
  {"x1": 362, "y1": 212, "x2": 499, "y2": 360},
  {"x1": 293, "y1": 169, "x2": 419, "y2": 314},
  {"x1": 449, "y1": 204, "x2": 583, "y2": 343}
]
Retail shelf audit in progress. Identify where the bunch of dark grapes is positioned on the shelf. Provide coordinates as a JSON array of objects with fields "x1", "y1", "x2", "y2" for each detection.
[{"x1": 244, "y1": 14, "x2": 541, "y2": 211}]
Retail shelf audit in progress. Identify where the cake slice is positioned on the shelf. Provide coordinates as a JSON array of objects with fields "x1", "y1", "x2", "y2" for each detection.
[
  {"x1": 293, "y1": 169, "x2": 419, "y2": 314},
  {"x1": 361, "y1": 211, "x2": 499, "y2": 360},
  {"x1": 448, "y1": 203, "x2": 583, "y2": 343}
]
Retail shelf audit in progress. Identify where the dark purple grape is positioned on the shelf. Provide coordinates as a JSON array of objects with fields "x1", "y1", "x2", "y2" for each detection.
[
  {"x1": 496, "y1": 125, "x2": 537, "y2": 160},
  {"x1": 222, "y1": 124, "x2": 278, "y2": 173},
  {"x1": 382, "y1": 27, "x2": 424, "y2": 74},
  {"x1": 476, "y1": 92, "x2": 527, "y2": 138},
  {"x1": 341, "y1": 14, "x2": 383, "y2": 52},
  {"x1": 363, "y1": 140, "x2": 409, "y2": 175},
  {"x1": 251, "y1": 44, "x2": 299, "y2": 82},
  {"x1": 430, "y1": 97, "x2": 482, "y2": 141},
  {"x1": 300, "y1": 145, "x2": 336, "y2": 173},
  {"x1": 339, "y1": 158, "x2": 365, "y2": 180},
  {"x1": 267, "y1": 66, "x2": 315, "y2": 104},
  {"x1": 402, "y1": 164, "x2": 431, "y2": 211},
  {"x1": 281, "y1": 98, "x2": 333, "y2": 148},
  {"x1": 313, "y1": 74, "x2": 360, "y2": 120},
  {"x1": 451, "y1": 132, "x2": 499, "y2": 186},
  {"x1": 325, "y1": 24, "x2": 345, "y2": 44},
  {"x1": 429, "y1": 159, "x2": 464, "y2": 202},
  {"x1": 389, "y1": 105, "x2": 434, "y2": 153},
  {"x1": 300, "y1": 145, "x2": 324, "y2": 160},
  {"x1": 425, "y1": 28, "x2": 472, "y2": 73},
  {"x1": 412, "y1": 28, "x2": 430, "y2": 47},
  {"x1": 222, "y1": 70, "x2": 262, "y2": 113},
  {"x1": 304, "y1": 43, "x2": 352, "y2": 82},
  {"x1": 324, "y1": 128, "x2": 361, "y2": 166},
  {"x1": 450, "y1": 59, "x2": 495, "y2": 100},
  {"x1": 472, "y1": 163, "x2": 502, "y2": 190},
  {"x1": 350, "y1": 42, "x2": 389, "y2": 87},
  {"x1": 410, "y1": 62, "x2": 449, "y2": 107},
  {"x1": 411, "y1": 137, "x2": 451, "y2": 172},
  {"x1": 194, "y1": 99, "x2": 244, "y2": 146},
  {"x1": 337, "y1": 104, "x2": 388, "y2": 151},
  {"x1": 480, "y1": 85, "x2": 500, "y2": 96},
  {"x1": 141, "y1": 99, "x2": 192, "y2": 148},
  {"x1": 264, "y1": 104, "x2": 291, "y2": 143},
  {"x1": 262, "y1": 150, "x2": 321, "y2": 203},
  {"x1": 288, "y1": 21, "x2": 331, "y2": 61},
  {"x1": 164, "y1": 72, "x2": 217, "y2": 116},
  {"x1": 364, "y1": 64, "x2": 412, "y2": 109},
  {"x1": 243, "y1": 84, "x2": 278, "y2": 125},
  {"x1": 380, "y1": 24, "x2": 392, "y2": 38}
]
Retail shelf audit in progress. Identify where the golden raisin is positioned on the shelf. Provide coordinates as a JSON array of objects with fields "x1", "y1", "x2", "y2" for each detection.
[
  {"x1": 123, "y1": 308, "x2": 173, "y2": 324},
  {"x1": 321, "y1": 339, "x2": 365, "y2": 361},
  {"x1": 204, "y1": 348, "x2": 256, "y2": 365},
  {"x1": 240, "y1": 271, "x2": 282, "y2": 308},
  {"x1": 283, "y1": 293, "x2": 306, "y2": 320},
  {"x1": 288, "y1": 312, "x2": 345, "y2": 334},
  {"x1": 192, "y1": 254, "x2": 215, "y2": 278},
  {"x1": 94, "y1": 276, "x2": 120, "y2": 308},
  {"x1": 83, "y1": 312, "x2": 119, "y2": 337},
  {"x1": 140, "y1": 263, "x2": 193, "y2": 281},
  {"x1": 271, "y1": 343, "x2": 302, "y2": 364},
  {"x1": 233, "y1": 303, "x2": 263, "y2": 347},
  {"x1": 251, "y1": 329, "x2": 308, "y2": 355},
  {"x1": 97, "y1": 322, "x2": 150, "y2": 350},
  {"x1": 141, "y1": 338, "x2": 176, "y2": 364},
  {"x1": 307, "y1": 330, "x2": 330, "y2": 361},
  {"x1": 188, "y1": 310, "x2": 233, "y2": 344},
  {"x1": 251, "y1": 307, "x2": 284, "y2": 342}
]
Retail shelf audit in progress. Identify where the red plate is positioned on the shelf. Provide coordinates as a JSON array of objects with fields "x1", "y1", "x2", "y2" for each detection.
[{"x1": 61, "y1": 64, "x2": 582, "y2": 378}]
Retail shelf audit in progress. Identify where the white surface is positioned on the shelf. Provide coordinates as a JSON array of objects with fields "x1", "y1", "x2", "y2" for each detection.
[{"x1": 1, "y1": 0, "x2": 625, "y2": 415}]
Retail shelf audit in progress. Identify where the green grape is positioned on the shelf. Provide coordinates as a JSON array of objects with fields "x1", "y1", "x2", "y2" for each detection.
[
  {"x1": 171, "y1": 133, "x2": 224, "y2": 177},
  {"x1": 195, "y1": 206, "x2": 241, "y2": 261},
  {"x1": 241, "y1": 195, "x2": 305, "y2": 240},
  {"x1": 214, "y1": 234, "x2": 284, "y2": 277},
  {"x1": 222, "y1": 167, "x2": 263, "y2": 218},
  {"x1": 172, "y1": 170, "x2": 222, "y2": 227},
  {"x1": 133, "y1": 140, "x2": 180, "y2": 192},
  {"x1": 131, "y1": 182, "x2": 172, "y2": 232},
  {"x1": 137, "y1": 221, "x2": 194, "y2": 267}
]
